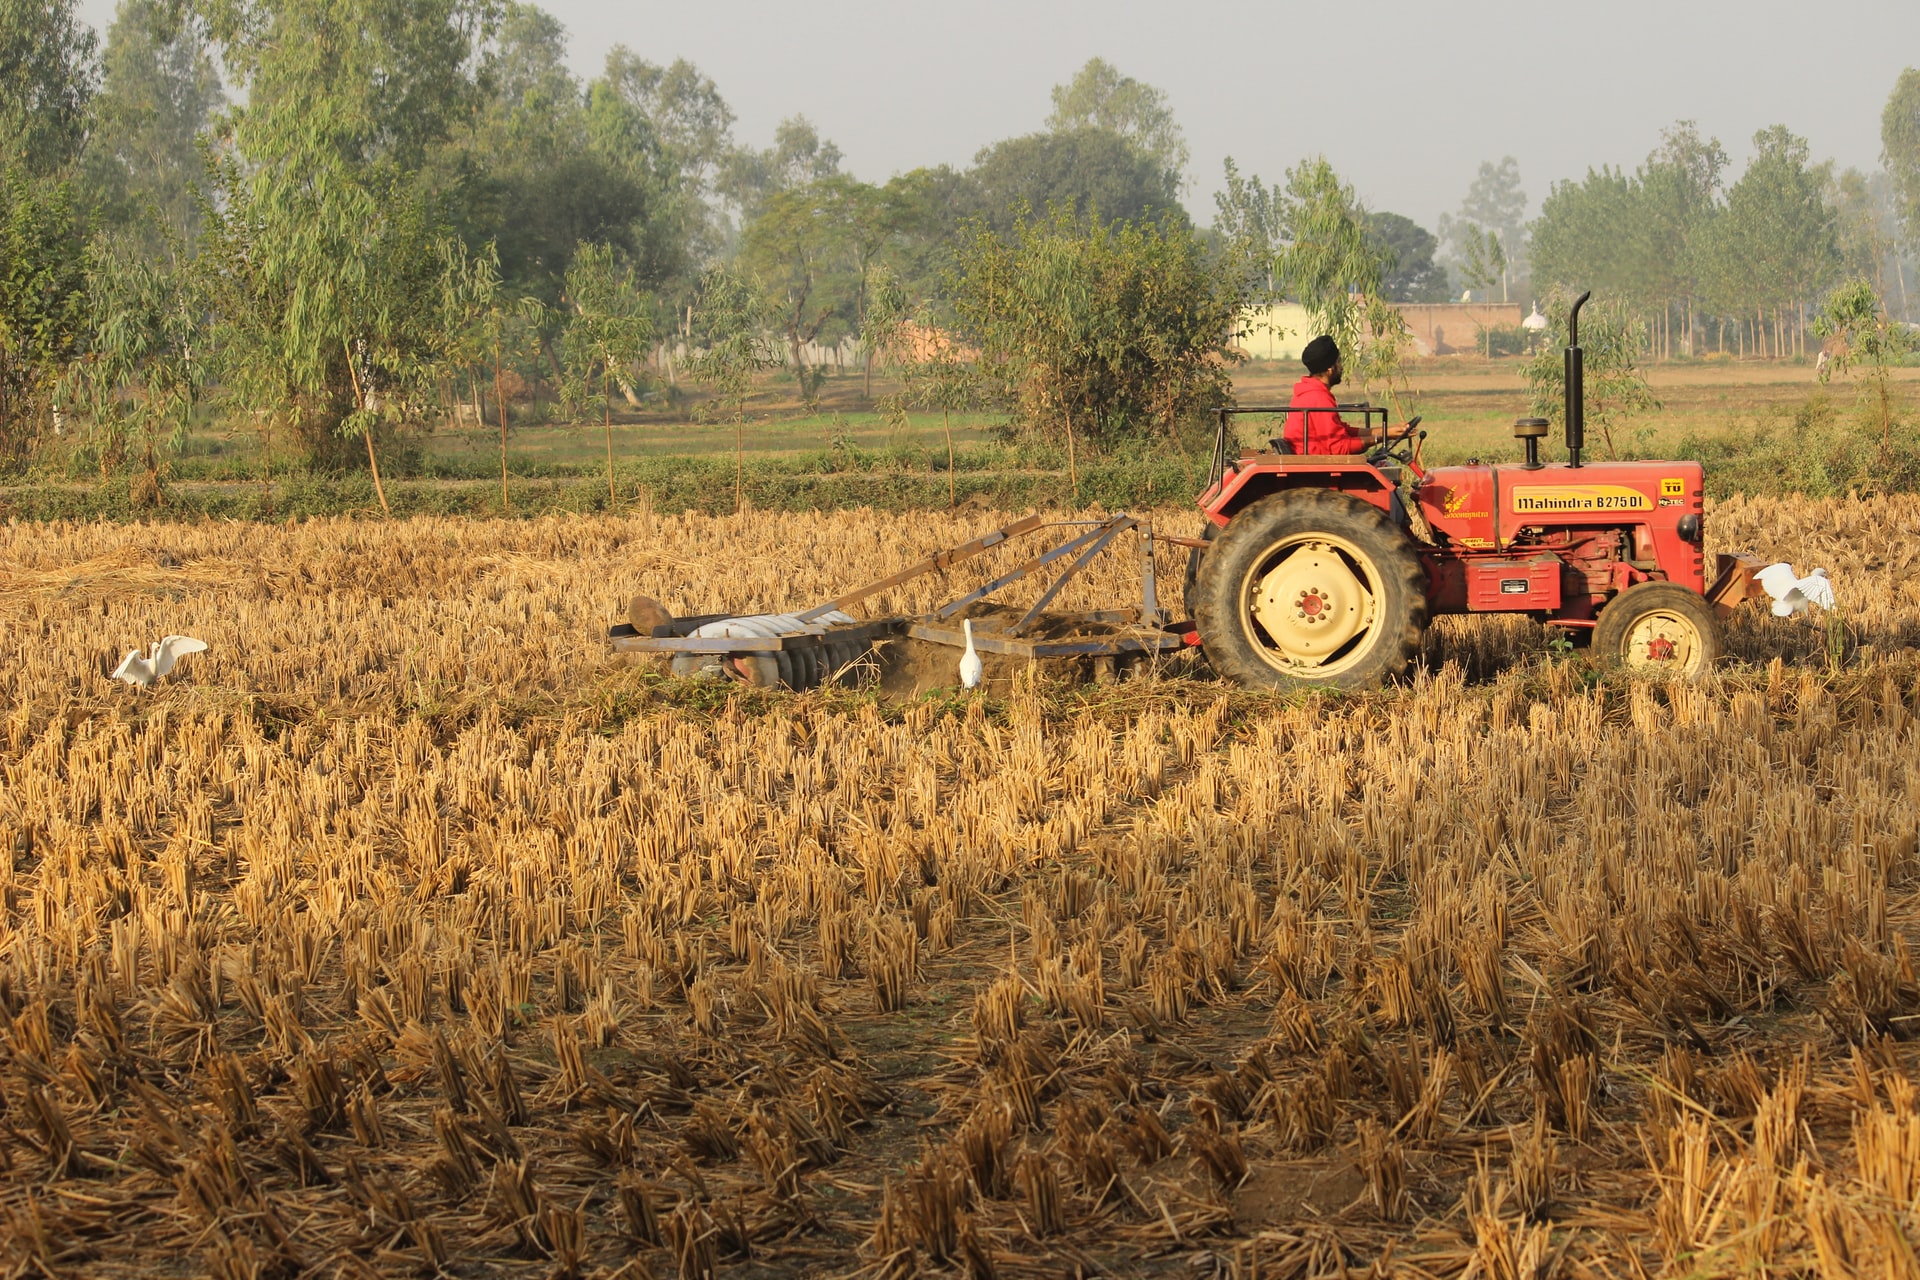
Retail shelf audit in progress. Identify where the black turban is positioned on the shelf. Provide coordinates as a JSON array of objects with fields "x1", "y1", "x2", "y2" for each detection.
[{"x1": 1302, "y1": 335, "x2": 1340, "y2": 375}]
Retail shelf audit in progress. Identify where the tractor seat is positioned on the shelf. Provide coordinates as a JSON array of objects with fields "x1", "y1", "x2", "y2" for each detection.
[{"x1": 1269, "y1": 436, "x2": 1296, "y2": 456}]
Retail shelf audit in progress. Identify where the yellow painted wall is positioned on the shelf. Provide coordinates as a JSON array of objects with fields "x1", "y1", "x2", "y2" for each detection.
[{"x1": 1230, "y1": 304, "x2": 1314, "y2": 361}]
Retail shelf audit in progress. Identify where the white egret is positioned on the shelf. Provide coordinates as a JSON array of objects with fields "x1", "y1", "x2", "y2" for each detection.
[
  {"x1": 1755, "y1": 564, "x2": 1835, "y2": 617},
  {"x1": 959, "y1": 619, "x2": 984, "y2": 690},
  {"x1": 110, "y1": 636, "x2": 208, "y2": 688}
]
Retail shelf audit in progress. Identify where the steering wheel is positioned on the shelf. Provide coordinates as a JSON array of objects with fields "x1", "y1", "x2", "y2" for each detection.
[{"x1": 1371, "y1": 415, "x2": 1424, "y2": 465}]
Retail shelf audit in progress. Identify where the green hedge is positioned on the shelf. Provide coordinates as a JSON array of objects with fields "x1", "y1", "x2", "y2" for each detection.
[{"x1": 0, "y1": 448, "x2": 1207, "y2": 522}]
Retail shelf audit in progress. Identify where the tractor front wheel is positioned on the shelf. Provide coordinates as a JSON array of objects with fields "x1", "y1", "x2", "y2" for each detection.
[
  {"x1": 1192, "y1": 489, "x2": 1427, "y2": 691},
  {"x1": 1592, "y1": 581, "x2": 1723, "y2": 677}
]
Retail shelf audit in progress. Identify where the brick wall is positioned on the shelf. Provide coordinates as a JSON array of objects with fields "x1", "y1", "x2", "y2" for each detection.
[{"x1": 1393, "y1": 303, "x2": 1524, "y2": 356}]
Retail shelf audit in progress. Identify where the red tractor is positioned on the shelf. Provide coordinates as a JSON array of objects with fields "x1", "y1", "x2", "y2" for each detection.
[
  {"x1": 1186, "y1": 292, "x2": 1746, "y2": 689},
  {"x1": 615, "y1": 292, "x2": 1763, "y2": 695}
]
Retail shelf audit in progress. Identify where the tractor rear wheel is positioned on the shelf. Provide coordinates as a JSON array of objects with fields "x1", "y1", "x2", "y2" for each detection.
[
  {"x1": 1192, "y1": 489, "x2": 1428, "y2": 691},
  {"x1": 1592, "y1": 581, "x2": 1722, "y2": 677}
]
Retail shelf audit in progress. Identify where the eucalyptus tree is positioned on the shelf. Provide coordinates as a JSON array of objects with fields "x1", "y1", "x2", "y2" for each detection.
[
  {"x1": 62, "y1": 230, "x2": 203, "y2": 501},
  {"x1": 0, "y1": 0, "x2": 97, "y2": 178},
  {"x1": 0, "y1": 173, "x2": 89, "y2": 460},
  {"x1": 1267, "y1": 159, "x2": 1417, "y2": 403},
  {"x1": 1811, "y1": 277, "x2": 1913, "y2": 450},
  {"x1": 1705, "y1": 127, "x2": 1837, "y2": 358},
  {"x1": 683, "y1": 265, "x2": 779, "y2": 512},
  {"x1": 84, "y1": 0, "x2": 225, "y2": 250},
  {"x1": 1270, "y1": 158, "x2": 1381, "y2": 354},
  {"x1": 438, "y1": 237, "x2": 524, "y2": 512},
  {"x1": 1523, "y1": 285, "x2": 1657, "y2": 460},
  {"x1": 587, "y1": 49, "x2": 734, "y2": 294},
  {"x1": 193, "y1": 0, "x2": 496, "y2": 482},
  {"x1": 593, "y1": 50, "x2": 734, "y2": 194},
  {"x1": 1457, "y1": 224, "x2": 1505, "y2": 299},
  {"x1": 1218, "y1": 156, "x2": 1413, "y2": 396},
  {"x1": 1530, "y1": 124, "x2": 1743, "y2": 359},
  {"x1": 1637, "y1": 122, "x2": 1726, "y2": 357},
  {"x1": 1457, "y1": 221, "x2": 1507, "y2": 353},
  {"x1": 449, "y1": 4, "x2": 685, "y2": 308},
  {"x1": 1885, "y1": 69, "x2": 1920, "y2": 259},
  {"x1": 1440, "y1": 158, "x2": 1527, "y2": 300},
  {"x1": 864, "y1": 268, "x2": 984, "y2": 505},
  {"x1": 562, "y1": 242, "x2": 654, "y2": 507},
  {"x1": 717, "y1": 116, "x2": 841, "y2": 227},
  {"x1": 0, "y1": 0, "x2": 96, "y2": 458},
  {"x1": 866, "y1": 166, "x2": 974, "y2": 311},
  {"x1": 1529, "y1": 167, "x2": 1649, "y2": 303},
  {"x1": 1832, "y1": 170, "x2": 1900, "y2": 305},
  {"x1": 1214, "y1": 158, "x2": 1284, "y2": 296},
  {"x1": 740, "y1": 175, "x2": 892, "y2": 403}
]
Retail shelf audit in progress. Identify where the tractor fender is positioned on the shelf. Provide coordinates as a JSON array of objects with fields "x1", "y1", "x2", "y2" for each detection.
[{"x1": 1205, "y1": 460, "x2": 1398, "y2": 526}]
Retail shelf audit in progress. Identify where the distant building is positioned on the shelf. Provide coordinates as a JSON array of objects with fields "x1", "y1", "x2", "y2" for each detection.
[{"x1": 1230, "y1": 301, "x2": 1526, "y2": 361}]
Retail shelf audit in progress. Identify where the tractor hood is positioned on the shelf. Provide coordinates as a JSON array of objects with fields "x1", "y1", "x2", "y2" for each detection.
[{"x1": 1419, "y1": 458, "x2": 1707, "y2": 588}]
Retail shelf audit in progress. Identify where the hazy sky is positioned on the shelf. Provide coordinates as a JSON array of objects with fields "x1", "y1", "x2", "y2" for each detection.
[{"x1": 76, "y1": 0, "x2": 1920, "y2": 231}]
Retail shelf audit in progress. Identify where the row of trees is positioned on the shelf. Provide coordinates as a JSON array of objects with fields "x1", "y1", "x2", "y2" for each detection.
[
  {"x1": 0, "y1": 0, "x2": 1243, "y2": 494},
  {"x1": 2, "y1": 0, "x2": 1916, "y2": 503},
  {"x1": 1527, "y1": 121, "x2": 1914, "y2": 360}
]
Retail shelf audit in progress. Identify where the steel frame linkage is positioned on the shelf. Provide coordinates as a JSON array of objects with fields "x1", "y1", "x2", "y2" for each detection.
[{"x1": 606, "y1": 513, "x2": 1186, "y2": 662}]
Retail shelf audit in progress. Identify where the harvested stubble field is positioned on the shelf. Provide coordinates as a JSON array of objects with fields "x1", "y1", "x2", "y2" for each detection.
[{"x1": 1, "y1": 497, "x2": 1920, "y2": 1280}]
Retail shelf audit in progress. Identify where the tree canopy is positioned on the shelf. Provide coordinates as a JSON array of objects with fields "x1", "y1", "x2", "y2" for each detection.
[
  {"x1": 964, "y1": 129, "x2": 1185, "y2": 235},
  {"x1": 739, "y1": 174, "x2": 892, "y2": 399},
  {"x1": 1439, "y1": 157, "x2": 1527, "y2": 299},
  {"x1": 719, "y1": 116, "x2": 843, "y2": 224},
  {"x1": 1367, "y1": 212, "x2": 1450, "y2": 303},
  {"x1": 0, "y1": 0, "x2": 97, "y2": 177},
  {"x1": 948, "y1": 206, "x2": 1242, "y2": 453},
  {"x1": 1883, "y1": 68, "x2": 1920, "y2": 258},
  {"x1": 83, "y1": 0, "x2": 225, "y2": 249},
  {"x1": 0, "y1": 172, "x2": 89, "y2": 455},
  {"x1": 1530, "y1": 121, "x2": 1845, "y2": 357},
  {"x1": 194, "y1": 0, "x2": 495, "y2": 460},
  {"x1": 1045, "y1": 57, "x2": 1189, "y2": 183}
]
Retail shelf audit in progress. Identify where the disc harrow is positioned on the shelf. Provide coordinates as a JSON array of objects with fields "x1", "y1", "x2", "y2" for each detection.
[{"x1": 609, "y1": 513, "x2": 1198, "y2": 690}]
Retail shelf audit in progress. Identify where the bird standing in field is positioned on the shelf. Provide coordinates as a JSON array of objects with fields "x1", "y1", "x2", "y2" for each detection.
[
  {"x1": 110, "y1": 636, "x2": 208, "y2": 688},
  {"x1": 1755, "y1": 563, "x2": 1835, "y2": 617},
  {"x1": 959, "y1": 619, "x2": 984, "y2": 690}
]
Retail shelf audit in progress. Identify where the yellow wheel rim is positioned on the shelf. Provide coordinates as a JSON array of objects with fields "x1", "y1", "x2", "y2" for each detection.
[
  {"x1": 1240, "y1": 533, "x2": 1384, "y2": 677},
  {"x1": 1621, "y1": 608, "x2": 1707, "y2": 675}
]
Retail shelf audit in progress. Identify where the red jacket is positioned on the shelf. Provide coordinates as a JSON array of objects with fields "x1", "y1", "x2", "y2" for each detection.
[{"x1": 1283, "y1": 376, "x2": 1371, "y2": 455}]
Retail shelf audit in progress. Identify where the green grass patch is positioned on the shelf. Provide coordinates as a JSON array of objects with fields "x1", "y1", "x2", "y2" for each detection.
[{"x1": 0, "y1": 441, "x2": 1207, "y2": 523}]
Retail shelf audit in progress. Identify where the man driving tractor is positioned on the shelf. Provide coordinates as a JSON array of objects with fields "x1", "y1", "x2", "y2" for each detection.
[{"x1": 1284, "y1": 336, "x2": 1393, "y2": 455}]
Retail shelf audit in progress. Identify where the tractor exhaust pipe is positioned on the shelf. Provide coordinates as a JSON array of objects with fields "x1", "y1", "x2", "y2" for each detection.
[{"x1": 1565, "y1": 290, "x2": 1591, "y2": 469}]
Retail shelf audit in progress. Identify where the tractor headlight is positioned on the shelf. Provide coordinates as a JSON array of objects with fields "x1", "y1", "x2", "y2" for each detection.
[{"x1": 1677, "y1": 514, "x2": 1702, "y2": 542}]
